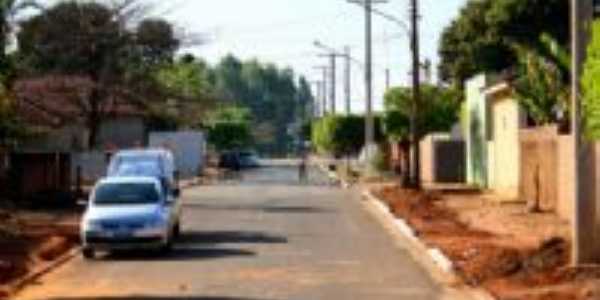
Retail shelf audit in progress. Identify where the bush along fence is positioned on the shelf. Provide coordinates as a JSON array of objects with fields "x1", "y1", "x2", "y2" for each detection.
[{"x1": 311, "y1": 115, "x2": 384, "y2": 157}]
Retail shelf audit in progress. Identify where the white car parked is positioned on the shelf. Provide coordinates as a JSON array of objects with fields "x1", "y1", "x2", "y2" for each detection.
[{"x1": 80, "y1": 176, "x2": 182, "y2": 259}]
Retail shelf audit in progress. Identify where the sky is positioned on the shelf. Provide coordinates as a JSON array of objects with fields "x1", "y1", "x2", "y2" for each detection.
[{"x1": 38, "y1": 0, "x2": 468, "y2": 114}]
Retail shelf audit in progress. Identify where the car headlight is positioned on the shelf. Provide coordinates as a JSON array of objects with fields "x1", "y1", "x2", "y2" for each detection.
[
  {"x1": 145, "y1": 216, "x2": 166, "y2": 228},
  {"x1": 84, "y1": 220, "x2": 102, "y2": 232}
]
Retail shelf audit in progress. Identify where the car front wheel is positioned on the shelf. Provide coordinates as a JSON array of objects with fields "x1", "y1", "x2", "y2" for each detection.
[
  {"x1": 82, "y1": 248, "x2": 95, "y2": 260},
  {"x1": 173, "y1": 222, "x2": 181, "y2": 238}
]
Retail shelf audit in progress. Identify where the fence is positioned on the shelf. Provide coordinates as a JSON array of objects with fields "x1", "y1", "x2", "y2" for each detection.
[
  {"x1": 71, "y1": 151, "x2": 111, "y2": 186},
  {"x1": 519, "y1": 127, "x2": 574, "y2": 220},
  {"x1": 420, "y1": 134, "x2": 466, "y2": 185},
  {"x1": 9, "y1": 152, "x2": 72, "y2": 203},
  {"x1": 388, "y1": 140, "x2": 410, "y2": 176}
]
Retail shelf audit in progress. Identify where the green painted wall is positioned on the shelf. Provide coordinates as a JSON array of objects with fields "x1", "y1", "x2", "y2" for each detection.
[{"x1": 465, "y1": 74, "x2": 488, "y2": 187}]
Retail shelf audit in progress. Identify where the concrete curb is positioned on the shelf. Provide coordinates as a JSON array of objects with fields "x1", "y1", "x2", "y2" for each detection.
[
  {"x1": 6, "y1": 246, "x2": 80, "y2": 298},
  {"x1": 361, "y1": 190, "x2": 497, "y2": 300}
]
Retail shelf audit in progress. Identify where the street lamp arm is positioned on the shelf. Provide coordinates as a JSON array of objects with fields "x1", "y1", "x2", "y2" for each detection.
[
  {"x1": 371, "y1": 8, "x2": 410, "y2": 35},
  {"x1": 347, "y1": 1, "x2": 410, "y2": 35}
]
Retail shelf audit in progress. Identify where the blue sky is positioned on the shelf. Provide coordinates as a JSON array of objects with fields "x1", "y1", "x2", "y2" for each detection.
[{"x1": 157, "y1": 1, "x2": 466, "y2": 112}]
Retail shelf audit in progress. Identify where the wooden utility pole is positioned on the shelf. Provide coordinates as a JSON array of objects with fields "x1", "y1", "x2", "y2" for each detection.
[{"x1": 410, "y1": 0, "x2": 421, "y2": 188}]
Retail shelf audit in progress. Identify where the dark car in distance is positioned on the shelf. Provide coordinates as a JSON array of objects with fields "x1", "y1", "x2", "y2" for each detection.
[
  {"x1": 219, "y1": 151, "x2": 261, "y2": 170},
  {"x1": 219, "y1": 152, "x2": 241, "y2": 171},
  {"x1": 238, "y1": 151, "x2": 261, "y2": 168}
]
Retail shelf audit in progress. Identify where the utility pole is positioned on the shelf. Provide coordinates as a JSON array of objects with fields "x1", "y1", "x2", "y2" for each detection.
[
  {"x1": 571, "y1": 0, "x2": 596, "y2": 265},
  {"x1": 385, "y1": 68, "x2": 390, "y2": 90},
  {"x1": 314, "y1": 66, "x2": 329, "y2": 116},
  {"x1": 310, "y1": 81, "x2": 323, "y2": 117},
  {"x1": 345, "y1": 46, "x2": 352, "y2": 115},
  {"x1": 364, "y1": 0, "x2": 375, "y2": 158},
  {"x1": 330, "y1": 54, "x2": 337, "y2": 114},
  {"x1": 315, "y1": 41, "x2": 354, "y2": 116},
  {"x1": 348, "y1": 0, "x2": 387, "y2": 164},
  {"x1": 409, "y1": 0, "x2": 421, "y2": 188}
]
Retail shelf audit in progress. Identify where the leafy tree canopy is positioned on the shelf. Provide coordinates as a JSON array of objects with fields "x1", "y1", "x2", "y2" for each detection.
[
  {"x1": 383, "y1": 84, "x2": 460, "y2": 140},
  {"x1": 154, "y1": 56, "x2": 212, "y2": 100},
  {"x1": 207, "y1": 55, "x2": 309, "y2": 155},
  {"x1": 136, "y1": 18, "x2": 179, "y2": 66},
  {"x1": 208, "y1": 122, "x2": 252, "y2": 152},
  {"x1": 312, "y1": 115, "x2": 383, "y2": 156},
  {"x1": 15, "y1": 1, "x2": 180, "y2": 148},
  {"x1": 206, "y1": 105, "x2": 252, "y2": 125},
  {"x1": 583, "y1": 21, "x2": 600, "y2": 140},
  {"x1": 438, "y1": 0, "x2": 569, "y2": 86},
  {"x1": 513, "y1": 34, "x2": 570, "y2": 126}
]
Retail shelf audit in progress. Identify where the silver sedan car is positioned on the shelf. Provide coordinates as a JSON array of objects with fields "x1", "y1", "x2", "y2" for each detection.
[{"x1": 80, "y1": 177, "x2": 182, "y2": 259}]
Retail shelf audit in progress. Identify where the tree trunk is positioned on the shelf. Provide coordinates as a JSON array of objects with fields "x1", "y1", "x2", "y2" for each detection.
[
  {"x1": 401, "y1": 139, "x2": 412, "y2": 188},
  {"x1": 86, "y1": 87, "x2": 102, "y2": 150}
]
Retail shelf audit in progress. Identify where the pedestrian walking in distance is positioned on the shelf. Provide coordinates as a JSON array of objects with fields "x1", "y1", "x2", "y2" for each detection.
[{"x1": 299, "y1": 155, "x2": 308, "y2": 183}]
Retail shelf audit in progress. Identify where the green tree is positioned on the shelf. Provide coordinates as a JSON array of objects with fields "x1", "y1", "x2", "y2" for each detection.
[
  {"x1": 296, "y1": 76, "x2": 314, "y2": 123},
  {"x1": 210, "y1": 56, "x2": 302, "y2": 155},
  {"x1": 208, "y1": 122, "x2": 252, "y2": 151},
  {"x1": 384, "y1": 85, "x2": 460, "y2": 136},
  {"x1": 136, "y1": 18, "x2": 179, "y2": 66},
  {"x1": 0, "y1": 0, "x2": 40, "y2": 67},
  {"x1": 0, "y1": 0, "x2": 40, "y2": 146},
  {"x1": 383, "y1": 110, "x2": 409, "y2": 142},
  {"x1": 311, "y1": 115, "x2": 383, "y2": 157},
  {"x1": 16, "y1": 1, "x2": 179, "y2": 148},
  {"x1": 513, "y1": 34, "x2": 570, "y2": 126},
  {"x1": 155, "y1": 57, "x2": 212, "y2": 99},
  {"x1": 206, "y1": 105, "x2": 253, "y2": 151},
  {"x1": 206, "y1": 105, "x2": 252, "y2": 125},
  {"x1": 583, "y1": 21, "x2": 600, "y2": 140},
  {"x1": 439, "y1": 0, "x2": 569, "y2": 87}
]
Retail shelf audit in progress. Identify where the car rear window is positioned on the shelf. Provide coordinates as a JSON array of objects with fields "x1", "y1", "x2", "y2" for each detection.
[
  {"x1": 108, "y1": 155, "x2": 163, "y2": 178},
  {"x1": 94, "y1": 183, "x2": 160, "y2": 205}
]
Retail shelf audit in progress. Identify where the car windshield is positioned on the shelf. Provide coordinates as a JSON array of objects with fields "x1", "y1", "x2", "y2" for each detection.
[
  {"x1": 109, "y1": 156, "x2": 163, "y2": 178},
  {"x1": 94, "y1": 183, "x2": 160, "y2": 205}
]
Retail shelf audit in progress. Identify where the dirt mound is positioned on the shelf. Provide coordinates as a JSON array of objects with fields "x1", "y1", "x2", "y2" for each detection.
[
  {"x1": 372, "y1": 186, "x2": 600, "y2": 300},
  {"x1": 523, "y1": 238, "x2": 569, "y2": 273},
  {"x1": 37, "y1": 236, "x2": 72, "y2": 261},
  {"x1": 0, "y1": 240, "x2": 29, "y2": 284},
  {"x1": 0, "y1": 215, "x2": 79, "y2": 290}
]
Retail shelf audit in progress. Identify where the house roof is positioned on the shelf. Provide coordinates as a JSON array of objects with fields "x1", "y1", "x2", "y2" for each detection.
[
  {"x1": 483, "y1": 81, "x2": 512, "y2": 98},
  {"x1": 13, "y1": 75, "x2": 144, "y2": 129}
]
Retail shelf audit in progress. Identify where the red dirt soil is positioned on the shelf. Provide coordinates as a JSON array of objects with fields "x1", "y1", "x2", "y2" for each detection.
[
  {"x1": 0, "y1": 212, "x2": 79, "y2": 298},
  {"x1": 373, "y1": 186, "x2": 600, "y2": 300}
]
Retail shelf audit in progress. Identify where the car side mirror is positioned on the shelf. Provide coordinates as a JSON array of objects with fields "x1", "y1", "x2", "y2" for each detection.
[
  {"x1": 173, "y1": 188, "x2": 181, "y2": 198},
  {"x1": 77, "y1": 199, "x2": 89, "y2": 207}
]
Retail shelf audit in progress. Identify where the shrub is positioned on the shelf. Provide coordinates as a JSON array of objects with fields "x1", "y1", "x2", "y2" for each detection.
[
  {"x1": 311, "y1": 115, "x2": 383, "y2": 156},
  {"x1": 208, "y1": 122, "x2": 252, "y2": 151}
]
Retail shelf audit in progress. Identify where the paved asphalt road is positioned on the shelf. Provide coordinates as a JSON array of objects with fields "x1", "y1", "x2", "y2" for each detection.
[{"x1": 15, "y1": 166, "x2": 461, "y2": 300}]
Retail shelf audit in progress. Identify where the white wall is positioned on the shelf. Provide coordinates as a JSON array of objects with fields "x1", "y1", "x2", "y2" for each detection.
[{"x1": 149, "y1": 131, "x2": 206, "y2": 179}]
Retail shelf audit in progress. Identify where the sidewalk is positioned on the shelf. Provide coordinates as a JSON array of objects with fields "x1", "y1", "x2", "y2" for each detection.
[{"x1": 369, "y1": 185, "x2": 600, "y2": 300}]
